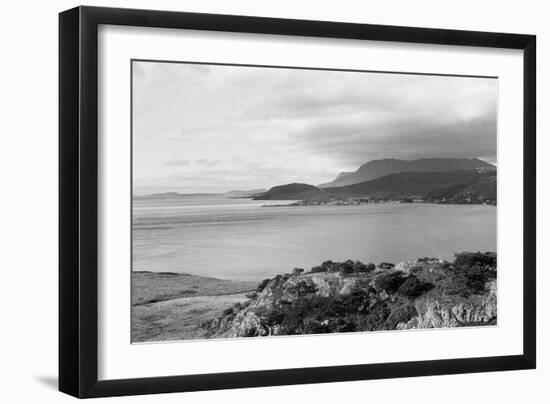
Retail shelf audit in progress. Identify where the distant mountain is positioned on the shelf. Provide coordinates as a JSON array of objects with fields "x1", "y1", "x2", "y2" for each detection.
[
  {"x1": 134, "y1": 192, "x2": 183, "y2": 200},
  {"x1": 253, "y1": 170, "x2": 496, "y2": 203},
  {"x1": 318, "y1": 158, "x2": 494, "y2": 188},
  {"x1": 326, "y1": 169, "x2": 496, "y2": 202},
  {"x1": 252, "y1": 183, "x2": 331, "y2": 201},
  {"x1": 135, "y1": 192, "x2": 219, "y2": 199},
  {"x1": 225, "y1": 189, "x2": 267, "y2": 198}
]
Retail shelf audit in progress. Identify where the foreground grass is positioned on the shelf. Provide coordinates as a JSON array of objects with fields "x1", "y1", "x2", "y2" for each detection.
[
  {"x1": 132, "y1": 272, "x2": 256, "y2": 342},
  {"x1": 132, "y1": 271, "x2": 256, "y2": 305}
]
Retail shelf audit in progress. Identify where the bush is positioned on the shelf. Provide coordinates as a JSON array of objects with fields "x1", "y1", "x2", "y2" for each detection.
[
  {"x1": 453, "y1": 251, "x2": 496, "y2": 272},
  {"x1": 338, "y1": 260, "x2": 355, "y2": 275},
  {"x1": 452, "y1": 251, "x2": 497, "y2": 294},
  {"x1": 256, "y1": 278, "x2": 271, "y2": 292},
  {"x1": 378, "y1": 262, "x2": 395, "y2": 270},
  {"x1": 397, "y1": 275, "x2": 434, "y2": 299},
  {"x1": 262, "y1": 290, "x2": 373, "y2": 335},
  {"x1": 310, "y1": 260, "x2": 334, "y2": 273},
  {"x1": 246, "y1": 292, "x2": 258, "y2": 299},
  {"x1": 222, "y1": 307, "x2": 234, "y2": 316},
  {"x1": 310, "y1": 260, "x2": 375, "y2": 275},
  {"x1": 309, "y1": 265, "x2": 325, "y2": 273},
  {"x1": 346, "y1": 260, "x2": 376, "y2": 274},
  {"x1": 286, "y1": 280, "x2": 318, "y2": 296},
  {"x1": 357, "y1": 301, "x2": 391, "y2": 331},
  {"x1": 292, "y1": 267, "x2": 305, "y2": 275},
  {"x1": 383, "y1": 304, "x2": 417, "y2": 329},
  {"x1": 428, "y1": 253, "x2": 496, "y2": 297},
  {"x1": 374, "y1": 271, "x2": 407, "y2": 293},
  {"x1": 365, "y1": 263, "x2": 376, "y2": 272}
]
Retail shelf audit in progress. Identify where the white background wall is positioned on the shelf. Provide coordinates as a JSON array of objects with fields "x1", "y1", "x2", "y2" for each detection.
[{"x1": 0, "y1": 0, "x2": 546, "y2": 402}]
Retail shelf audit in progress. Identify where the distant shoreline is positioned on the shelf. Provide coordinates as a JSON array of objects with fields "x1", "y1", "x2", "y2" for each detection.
[{"x1": 262, "y1": 199, "x2": 497, "y2": 208}]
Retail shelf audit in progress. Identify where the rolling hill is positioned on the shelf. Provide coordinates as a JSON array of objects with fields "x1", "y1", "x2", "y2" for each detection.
[{"x1": 252, "y1": 183, "x2": 331, "y2": 201}]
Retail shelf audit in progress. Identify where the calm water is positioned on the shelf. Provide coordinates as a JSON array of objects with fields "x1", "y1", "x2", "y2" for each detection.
[{"x1": 132, "y1": 195, "x2": 496, "y2": 280}]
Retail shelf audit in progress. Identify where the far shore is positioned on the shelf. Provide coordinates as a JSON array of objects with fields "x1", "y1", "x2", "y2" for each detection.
[{"x1": 261, "y1": 199, "x2": 497, "y2": 208}]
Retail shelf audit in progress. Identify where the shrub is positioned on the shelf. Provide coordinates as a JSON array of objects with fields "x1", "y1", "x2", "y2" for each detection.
[
  {"x1": 338, "y1": 261, "x2": 355, "y2": 275},
  {"x1": 310, "y1": 260, "x2": 334, "y2": 273},
  {"x1": 378, "y1": 262, "x2": 395, "y2": 270},
  {"x1": 453, "y1": 251, "x2": 496, "y2": 272},
  {"x1": 309, "y1": 265, "x2": 325, "y2": 273},
  {"x1": 256, "y1": 278, "x2": 271, "y2": 292},
  {"x1": 452, "y1": 251, "x2": 497, "y2": 294},
  {"x1": 374, "y1": 271, "x2": 407, "y2": 293},
  {"x1": 401, "y1": 252, "x2": 497, "y2": 298},
  {"x1": 286, "y1": 280, "x2": 318, "y2": 296},
  {"x1": 262, "y1": 290, "x2": 373, "y2": 334},
  {"x1": 310, "y1": 260, "x2": 375, "y2": 275},
  {"x1": 292, "y1": 267, "x2": 305, "y2": 275},
  {"x1": 348, "y1": 260, "x2": 376, "y2": 274},
  {"x1": 222, "y1": 307, "x2": 234, "y2": 316},
  {"x1": 383, "y1": 304, "x2": 417, "y2": 329},
  {"x1": 409, "y1": 265, "x2": 424, "y2": 274},
  {"x1": 246, "y1": 292, "x2": 258, "y2": 299},
  {"x1": 357, "y1": 301, "x2": 391, "y2": 331},
  {"x1": 397, "y1": 275, "x2": 434, "y2": 299},
  {"x1": 365, "y1": 263, "x2": 376, "y2": 272}
]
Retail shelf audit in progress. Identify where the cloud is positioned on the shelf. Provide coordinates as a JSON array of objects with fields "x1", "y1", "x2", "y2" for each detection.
[
  {"x1": 164, "y1": 159, "x2": 190, "y2": 167},
  {"x1": 194, "y1": 158, "x2": 220, "y2": 167},
  {"x1": 132, "y1": 61, "x2": 497, "y2": 193}
]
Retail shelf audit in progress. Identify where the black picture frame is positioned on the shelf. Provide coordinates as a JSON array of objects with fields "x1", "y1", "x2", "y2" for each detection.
[{"x1": 59, "y1": 5, "x2": 536, "y2": 398}]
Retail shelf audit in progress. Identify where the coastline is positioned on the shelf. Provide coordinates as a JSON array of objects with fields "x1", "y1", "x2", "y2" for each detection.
[
  {"x1": 132, "y1": 252, "x2": 497, "y2": 343},
  {"x1": 262, "y1": 199, "x2": 497, "y2": 208}
]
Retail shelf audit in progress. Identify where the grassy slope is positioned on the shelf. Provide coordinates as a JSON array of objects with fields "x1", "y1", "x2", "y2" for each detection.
[
  {"x1": 132, "y1": 271, "x2": 256, "y2": 305},
  {"x1": 132, "y1": 272, "x2": 256, "y2": 342}
]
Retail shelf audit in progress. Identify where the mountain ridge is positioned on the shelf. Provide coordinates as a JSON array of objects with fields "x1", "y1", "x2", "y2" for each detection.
[
  {"x1": 319, "y1": 157, "x2": 494, "y2": 188},
  {"x1": 254, "y1": 169, "x2": 496, "y2": 204}
]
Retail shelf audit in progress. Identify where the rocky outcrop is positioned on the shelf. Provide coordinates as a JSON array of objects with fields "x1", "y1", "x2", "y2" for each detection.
[
  {"x1": 202, "y1": 253, "x2": 497, "y2": 338},
  {"x1": 399, "y1": 280, "x2": 497, "y2": 329}
]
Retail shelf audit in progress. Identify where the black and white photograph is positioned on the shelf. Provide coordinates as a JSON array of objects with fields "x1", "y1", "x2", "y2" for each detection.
[{"x1": 131, "y1": 60, "x2": 498, "y2": 343}]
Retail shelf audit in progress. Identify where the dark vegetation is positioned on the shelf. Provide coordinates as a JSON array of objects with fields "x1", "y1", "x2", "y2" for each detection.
[
  {"x1": 397, "y1": 275, "x2": 435, "y2": 298},
  {"x1": 310, "y1": 260, "x2": 376, "y2": 275},
  {"x1": 252, "y1": 183, "x2": 330, "y2": 201},
  {"x1": 373, "y1": 271, "x2": 407, "y2": 293}
]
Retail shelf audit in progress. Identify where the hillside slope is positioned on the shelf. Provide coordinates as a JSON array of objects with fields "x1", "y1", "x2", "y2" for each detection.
[
  {"x1": 319, "y1": 158, "x2": 494, "y2": 188},
  {"x1": 327, "y1": 169, "x2": 496, "y2": 202}
]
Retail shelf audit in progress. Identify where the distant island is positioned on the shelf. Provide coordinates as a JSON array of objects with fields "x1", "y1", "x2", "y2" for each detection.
[
  {"x1": 134, "y1": 191, "x2": 222, "y2": 199},
  {"x1": 224, "y1": 189, "x2": 267, "y2": 198},
  {"x1": 253, "y1": 158, "x2": 496, "y2": 206}
]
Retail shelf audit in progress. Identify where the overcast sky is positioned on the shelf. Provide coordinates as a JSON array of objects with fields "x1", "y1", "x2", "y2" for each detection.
[{"x1": 132, "y1": 61, "x2": 497, "y2": 195}]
